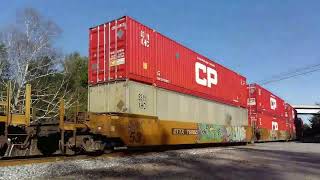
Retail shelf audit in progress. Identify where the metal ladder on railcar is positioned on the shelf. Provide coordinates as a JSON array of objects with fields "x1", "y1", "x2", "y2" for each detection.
[{"x1": 0, "y1": 82, "x2": 32, "y2": 157}]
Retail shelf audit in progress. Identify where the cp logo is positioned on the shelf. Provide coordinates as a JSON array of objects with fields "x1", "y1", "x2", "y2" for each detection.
[{"x1": 195, "y1": 62, "x2": 218, "y2": 87}]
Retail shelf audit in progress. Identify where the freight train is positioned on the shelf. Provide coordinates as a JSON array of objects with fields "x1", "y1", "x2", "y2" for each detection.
[{"x1": 0, "y1": 16, "x2": 296, "y2": 157}]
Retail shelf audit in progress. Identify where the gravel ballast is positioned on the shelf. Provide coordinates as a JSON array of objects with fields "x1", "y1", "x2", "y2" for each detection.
[{"x1": 1, "y1": 142, "x2": 320, "y2": 180}]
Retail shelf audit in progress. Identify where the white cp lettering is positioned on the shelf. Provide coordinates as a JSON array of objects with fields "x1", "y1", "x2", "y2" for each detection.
[{"x1": 195, "y1": 62, "x2": 218, "y2": 87}]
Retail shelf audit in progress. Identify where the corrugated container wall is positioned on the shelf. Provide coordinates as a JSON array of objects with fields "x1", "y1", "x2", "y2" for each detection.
[
  {"x1": 252, "y1": 112, "x2": 287, "y2": 131},
  {"x1": 89, "y1": 16, "x2": 247, "y2": 108},
  {"x1": 88, "y1": 80, "x2": 248, "y2": 126},
  {"x1": 285, "y1": 103, "x2": 296, "y2": 135},
  {"x1": 247, "y1": 83, "x2": 285, "y2": 118},
  {"x1": 285, "y1": 103, "x2": 296, "y2": 123}
]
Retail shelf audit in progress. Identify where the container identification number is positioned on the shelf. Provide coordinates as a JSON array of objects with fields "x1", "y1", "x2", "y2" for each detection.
[
  {"x1": 172, "y1": 128, "x2": 198, "y2": 135},
  {"x1": 140, "y1": 30, "x2": 150, "y2": 47}
]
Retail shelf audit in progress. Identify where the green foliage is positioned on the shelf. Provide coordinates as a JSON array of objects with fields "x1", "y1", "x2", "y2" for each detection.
[
  {"x1": 0, "y1": 43, "x2": 9, "y2": 81},
  {"x1": 26, "y1": 52, "x2": 88, "y2": 118},
  {"x1": 30, "y1": 75, "x2": 65, "y2": 116},
  {"x1": 64, "y1": 52, "x2": 88, "y2": 112},
  {"x1": 64, "y1": 52, "x2": 88, "y2": 88},
  {"x1": 294, "y1": 117, "x2": 304, "y2": 139},
  {"x1": 0, "y1": 44, "x2": 5, "y2": 57},
  {"x1": 310, "y1": 115, "x2": 320, "y2": 128},
  {"x1": 308, "y1": 114, "x2": 320, "y2": 135},
  {"x1": 0, "y1": 8, "x2": 88, "y2": 120},
  {"x1": 302, "y1": 104, "x2": 320, "y2": 139}
]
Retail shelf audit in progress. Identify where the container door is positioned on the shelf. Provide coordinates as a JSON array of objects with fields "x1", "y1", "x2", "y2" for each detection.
[
  {"x1": 88, "y1": 18, "x2": 127, "y2": 84},
  {"x1": 109, "y1": 18, "x2": 127, "y2": 80},
  {"x1": 89, "y1": 27, "x2": 98, "y2": 84}
]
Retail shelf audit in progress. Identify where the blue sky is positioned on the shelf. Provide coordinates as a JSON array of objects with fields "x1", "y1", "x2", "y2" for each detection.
[{"x1": 0, "y1": 0, "x2": 319, "y2": 121}]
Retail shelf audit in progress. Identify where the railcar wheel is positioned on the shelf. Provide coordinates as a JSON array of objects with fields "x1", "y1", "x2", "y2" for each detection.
[
  {"x1": 0, "y1": 143, "x2": 8, "y2": 157},
  {"x1": 37, "y1": 133, "x2": 60, "y2": 155},
  {"x1": 0, "y1": 136, "x2": 8, "y2": 157}
]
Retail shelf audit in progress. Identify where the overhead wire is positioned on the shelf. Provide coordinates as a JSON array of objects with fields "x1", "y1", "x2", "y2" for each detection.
[
  {"x1": 262, "y1": 63, "x2": 320, "y2": 81},
  {"x1": 257, "y1": 62, "x2": 320, "y2": 85}
]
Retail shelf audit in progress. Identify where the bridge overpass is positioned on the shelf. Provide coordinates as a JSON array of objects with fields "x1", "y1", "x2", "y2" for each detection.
[{"x1": 292, "y1": 105, "x2": 320, "y2": 115}]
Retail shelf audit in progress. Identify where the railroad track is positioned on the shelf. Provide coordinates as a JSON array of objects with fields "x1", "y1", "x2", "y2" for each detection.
[
  {"x1": 0, "y1": 152, "x2": 128, "y2": 167},
  {"x1": 0, "y1": 144, "x2": 245, "y2": 167},
  {"x1": 0, "y1": 154, "x2": 81, "y2": 167}
]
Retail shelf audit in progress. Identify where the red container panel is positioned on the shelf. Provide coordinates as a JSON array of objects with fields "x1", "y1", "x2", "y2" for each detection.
[
  {"x1": 285, "y1": 103, "x2": 296, "y2": 137},
  {"x1": 89, "y1": 16, "x2": 247, "y2": 108},
  {"x1": 247, "y1": 83, "x2": 285, "y2": 117},
  {"x1": 285, "y1": 103, "x2": 296, "y2": 123},
  {"x1": 250, "y1": 112, "x2": 286, "y2": 131},
  {"x1": 89, "y1": 18, "x2": 128, "y2": 83}
]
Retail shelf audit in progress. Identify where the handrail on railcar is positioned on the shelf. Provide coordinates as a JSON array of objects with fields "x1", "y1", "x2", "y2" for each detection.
[{"x1": 0, "y1": 81, "x2": 31, "y2": 127}]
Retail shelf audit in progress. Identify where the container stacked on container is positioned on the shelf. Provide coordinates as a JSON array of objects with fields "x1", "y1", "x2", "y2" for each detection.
[
  {"x1": 88, "y1": 16, "x2": 247, "y2": 109},
  {"x1": 88, "y1": 16, "x2": 251, "y2": 145},
  {"x1": 285, "y1": 103, "x2": 296, "y2": 139},
  {"x1": 247, "y1": 83, "x2": 288, "y2": 141}
]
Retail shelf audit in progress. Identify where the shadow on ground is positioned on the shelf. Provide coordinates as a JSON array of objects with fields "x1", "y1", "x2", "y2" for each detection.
[{"x1": 50, "y1": 144, "x2": 320, "y2": 180}]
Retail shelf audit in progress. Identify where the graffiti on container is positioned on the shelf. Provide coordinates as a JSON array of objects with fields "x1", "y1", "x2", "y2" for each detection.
[
  {"x1": 262, "y1": 129, "x2": 289, "y2": 141},
  {"x1": 128, "y1": 120, "x2": 143, "y2": 144},
  {"x1": 281, "y1": 131, "x2": 289, "y2": 140},
  {"x1": 274, "y1": 130, "x2": 288, "y2": 141},
  {"x1": 270, "y1": 130, "x2": 278, "y2": 140},
  {"x1": 197, "y1": 123, "x2": 246, "y2": 142},
  {"x1": 229, "y1": 126, "x2": 246, "y2": 142},
  {"x1": 197, "y1": 124, "x2": 222, "y2": 142}
]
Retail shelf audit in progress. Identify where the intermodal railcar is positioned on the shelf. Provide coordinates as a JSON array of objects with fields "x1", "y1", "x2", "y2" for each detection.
[
  {"x1": 0, "y1": 16, "x2": 297, "y2": 157},
  {"x1": 247, "y1": 84, "x2": 296, "y2": 141},
  {"x1": 58, "y1": 16, "x2": 294, "y2": 154}
]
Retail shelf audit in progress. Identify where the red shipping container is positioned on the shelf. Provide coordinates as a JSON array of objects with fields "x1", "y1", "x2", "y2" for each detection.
[
  {"x1": 285, "y1": 103, "x2": 296, "y2": 123},
  {"x1": 89, "y1": 16, "x2": 247, "y2": 108},
  {"x1": 285, "y1": 103, "x2": 296, "y2": 137},
  {"x1": 247, "y1": 83, "x2": 285, "y2": 117},
  {"x1": 250, "y1": 112, "x2": 286, "y2": 131}
]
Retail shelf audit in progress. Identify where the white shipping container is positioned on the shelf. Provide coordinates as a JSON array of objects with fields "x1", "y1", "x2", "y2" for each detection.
[{"x1": 88, "y1": 80, "x2": 248, "y2": 126}]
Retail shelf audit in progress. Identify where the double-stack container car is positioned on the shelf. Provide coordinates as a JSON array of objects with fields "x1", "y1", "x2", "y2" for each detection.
[
  {"x1": 248, "y1": 84, "x2": 290, "y2": 141},
  {"x1": 87, "y1": 16, "x2": 251, "y2": 147},
  {"x1": 0, "y1": 16, "x2": 298, "y2": 158},
  {"x1": 285, "y1": 103, "x2": 296, "y2": 139}
]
